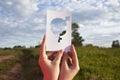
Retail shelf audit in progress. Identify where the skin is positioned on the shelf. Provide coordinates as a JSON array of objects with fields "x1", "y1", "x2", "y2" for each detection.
[
  {"x1": 39, "y1": 35, "x2": 80, "y2": 80},
  {"x1": 59, "y1": 45, "x2": 80, "y2": 80},
  {"x1": 39, "y1": 35, "x2": 63, "y2": 80}
]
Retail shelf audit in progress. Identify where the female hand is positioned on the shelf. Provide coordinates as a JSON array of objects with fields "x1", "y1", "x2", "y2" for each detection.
[
  {"x1": 59, "y1": 45, "x2": 80, "y2": 80},
  {"x1": 38, "y1": 35, "x2": 63, "y2": 80}
]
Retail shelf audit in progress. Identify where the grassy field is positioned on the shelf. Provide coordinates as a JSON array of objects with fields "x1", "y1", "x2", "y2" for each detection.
[
  {"x1": 75, "y1": 46, "x2": 120, "y2": 80},
  {"x1": 0, "y1": 46, "x2": 120, "y2": 80}
]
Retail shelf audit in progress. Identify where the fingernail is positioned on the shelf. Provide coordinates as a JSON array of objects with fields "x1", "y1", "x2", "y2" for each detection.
[{"x1": 59, "y1": 49, "x2": 63, "y2": 53}]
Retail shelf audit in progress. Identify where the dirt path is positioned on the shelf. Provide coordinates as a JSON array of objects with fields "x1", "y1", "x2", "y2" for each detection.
[
  {"x1": 0, "y1": 55, "x2": 24, "y2": 80},
  {"x1": 0, "y1": 63, "x2": 24, "y2": 80},
  {"x1": 0, "y1": 55, "x2": 14, "y2": 63}
]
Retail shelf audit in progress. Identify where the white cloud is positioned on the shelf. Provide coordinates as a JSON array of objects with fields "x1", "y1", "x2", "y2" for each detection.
[
  {"x1": 86, "y1": 0, "x2": 97, "y2": 3},
  {"x1": 100, "y1": 21, "x2": 117, "y2": 27},
  {"x1": 0, "y1": 0, "x2": 39, "y2": 19},
  {"x1": 33, "y1": 17, "x2": 45, "y2": 24},
  {"x1": 6, "y1": 1, "x2": 13, "y2": 5},
  {"x1": 0, "y1": 0, "x2": 120, "y2": 47},
  {"x1": 108, "y1": 0, "x2": 120, "y2": 6}
]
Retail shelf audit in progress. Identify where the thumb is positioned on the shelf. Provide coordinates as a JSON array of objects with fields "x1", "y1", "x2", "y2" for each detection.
[
  {"x1": 53, "y1": 50, "x2": 63, "y2": 63},
  {"x1": 61, "y1": 52, "x2": 69, "y2": 69}
]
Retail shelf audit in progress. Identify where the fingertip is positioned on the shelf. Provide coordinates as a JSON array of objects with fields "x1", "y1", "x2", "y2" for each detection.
[
  {"x1": 53, "y1": 50, "x2": 64, "y2": 63},
  {"x1": 58, "y1": 49, "x2": 63, "y2": 54},
  {"x1": 71, "y1": 44, "x2": 74, "y2": 47},
  {"x1": 58, "y1": 49, "x2": 64, "y2": 57},
  {"x1": 60, "y1": 49, "x2": 63, "y2": 51},
  {"x1": 43, "y1": 34, "x2": 46, "y2": 42},
  {"x1": 41, "y1": 34, "x2": 46, "y2": 47},
  {"x1": 71, "y1": 44, "x2": 75, "y2": 49}
]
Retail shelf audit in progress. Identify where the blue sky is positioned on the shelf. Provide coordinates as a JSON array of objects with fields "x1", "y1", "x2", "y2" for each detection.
[{"x1": 0, "y1": 0, "x2": 120, "y2": 48}]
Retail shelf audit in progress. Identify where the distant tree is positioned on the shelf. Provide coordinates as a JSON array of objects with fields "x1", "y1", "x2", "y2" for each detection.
[
  {"x1": 3, "y1": 47, "x2": 11, "y2": 50},
  {"x1": 13, "y1": 45, "x2": 26, "y2": 49},
  {"x1": 85, "y1": 44, "x2": 99, "y2": 48},
  {"x1": 85, "y1": 44, "x2": 94, "y2": 47},
  {"x1": 72, "y1": 23, "x2": 84, "y2": 46},
  {"x1": 35, "y1": 45, "x2": 41, "y2": 48},
  {"x1": 112, "y1": 40, "x2": 120, "y2": 48}
]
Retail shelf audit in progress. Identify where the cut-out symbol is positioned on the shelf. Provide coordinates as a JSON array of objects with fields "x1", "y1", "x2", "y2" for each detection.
[
  {"x1": 51, "y1": 17, "x2": 70, "y2": 43},
  {"x1": 58, "y1": 30, "x2": 66, "y2": 42},
  {"x1": 51, "y1": 18, "x2": 68, "y2": 43}
]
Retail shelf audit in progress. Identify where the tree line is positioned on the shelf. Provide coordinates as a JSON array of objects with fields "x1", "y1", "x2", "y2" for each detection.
[
  {"x1": 2, "y1": 23, "x2": 120, "y2": 49},
  {"x1": 112, "y1": 40, "x2": 120, "y2": 48}
]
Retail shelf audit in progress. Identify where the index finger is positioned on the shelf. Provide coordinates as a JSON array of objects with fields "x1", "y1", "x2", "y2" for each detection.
[
  {"x1": 70, "y1": 45, "x2": 79, "y2": 67},
  {"x1": 40, "y1": 35, "x2": 47, "y2": 59}
]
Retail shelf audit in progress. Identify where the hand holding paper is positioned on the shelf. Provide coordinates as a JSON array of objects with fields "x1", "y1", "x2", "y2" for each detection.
[{"x1": 39, "y1": 35, "x2": 80, "y2": 80}]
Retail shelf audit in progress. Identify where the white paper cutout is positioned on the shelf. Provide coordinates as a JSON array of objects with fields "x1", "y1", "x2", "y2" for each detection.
[{"x1": 46, "y1": 10, "x2": 72, "y2": 51}]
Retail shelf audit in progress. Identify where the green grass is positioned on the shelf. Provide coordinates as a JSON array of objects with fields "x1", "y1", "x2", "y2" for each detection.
[
  {"x1": 0, "y1": 49, "x2": 23, "y2": 57},
  {"x1": 0, "y1": 58, "x2": 20, "y2": 71},
  {"x1": 19, "y1": 47, "x2": 120, "y2": 80},
  {"x1": 0, "y1": 47, "x2": 120, "y2": 80},
  {"x1": 74, "y1": 47, "x2": 120, "y2": 80},
  {"x1": 20, "y1": 48, "x2": 43, "y2": 80},
  {"x1": 0, "y1": 49, "x2": 22, "y2": 71}
]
